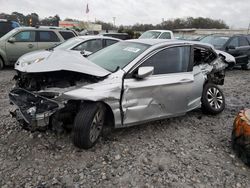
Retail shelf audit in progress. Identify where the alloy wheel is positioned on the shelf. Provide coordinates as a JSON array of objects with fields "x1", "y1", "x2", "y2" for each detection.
[{"x1": 207, "y1": 87, "x2": 224, "y2": 110}]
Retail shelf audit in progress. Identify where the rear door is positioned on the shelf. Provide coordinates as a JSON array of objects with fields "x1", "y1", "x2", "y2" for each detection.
[
  {"x1": 122, "y1": 45, "x2": 194, "y2": 126},
  {"x1": 5, "y1": 30, "x2": 37, "y2": 62},
  {"x1": 37, "y1": 30, "x2": 61, "y2": 50}
]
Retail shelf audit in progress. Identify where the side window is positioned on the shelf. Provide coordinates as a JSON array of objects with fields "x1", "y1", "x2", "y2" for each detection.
[
  {"x1": 73, "y1": 39, "x2": 102, "y2": 52},
  {"x1": 239, "y1": 37, "x2": 249, "y2": 46},
  {"x1": 13, "y1": 31, "x2": 35, "y2": 42},
  {"x1": 140, "y1": 46, "x2": 190, "y2": 74},
  {"x1": 59, "y1": 31, "x2": 75, "y2": 40},
  {"x1": 104, "y1": 39, "x2": 118, "y2": 47},
  {"x1": 228, "y1": 37, "x2": 239, "y2": 48},
  {"x1": 38, "y1": 31, "x2": 60, "y2": 42},
  {"x1": 159, "y1": 32, "x2": 171, "y2": 39},
  {"x1": 194, "y1": 47, "x2": 217, "y2": 66}
]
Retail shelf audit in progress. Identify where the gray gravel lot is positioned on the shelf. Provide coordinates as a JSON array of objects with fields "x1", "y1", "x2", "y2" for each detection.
[{"x1": 0, "y1": 69, "x2": 250, "y2": 188}]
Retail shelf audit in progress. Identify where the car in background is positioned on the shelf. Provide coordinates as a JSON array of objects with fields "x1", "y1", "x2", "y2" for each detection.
[
  {"x1": 10, "y1": 39, "x2": 227, "y2": 149},
  {"x1": 16, "y1": 36, "x2": 121, "y2": 65},
  {"x1": 0, "y1": 19, "x2": 20, "y2": 38},
  {"x1": 53, "y1": 35, "x2": 121, "y2": 55},
  {"x1": 0, "y1": 26, "x2": 77, "y2": 69},
  {"x1": 79, "y1": 30, "x2": 99, "y2": 36},
  {"x1": 200, "y1": 34, "x2": 250, "y2": 69},
  {"x1": 176, "y1": 34, "x2": 204, "y2": 41},
  {"x1": 139, "y1": 30, "x2": 174, "y2": 39},
  {"x1": 101, "y1": 33, "x2": 131, "y2": 40}
]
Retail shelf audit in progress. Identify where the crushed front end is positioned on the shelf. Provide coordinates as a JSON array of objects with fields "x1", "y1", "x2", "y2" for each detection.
[
  {"x1": 9, "y1": 70, "x2": 99, "y2": 131},
  {"x1": 9, "y1": 88, "x2": 61, "y2": 130}
]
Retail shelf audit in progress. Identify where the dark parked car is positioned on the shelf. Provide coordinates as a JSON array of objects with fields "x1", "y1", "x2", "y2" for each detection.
[
  {"x1": 200, "y1": 34, "x2": 250, "y2": 69},
  {"x1": 0, "y1": 19, "x2": 20, "y2": 38}
]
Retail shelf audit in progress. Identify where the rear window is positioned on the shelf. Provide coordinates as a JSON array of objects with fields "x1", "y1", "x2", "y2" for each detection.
[
  {"x1": 38, "y1": 31, "x2": 60, "y2": 42},
  {"x1": 59, "y1": 31, "x2": 75, "y2": 40}
]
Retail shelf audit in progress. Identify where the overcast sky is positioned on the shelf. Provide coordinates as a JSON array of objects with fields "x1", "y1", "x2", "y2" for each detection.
[{"x1": 0, "y1": 0, "x2": 249, "y2": 28}]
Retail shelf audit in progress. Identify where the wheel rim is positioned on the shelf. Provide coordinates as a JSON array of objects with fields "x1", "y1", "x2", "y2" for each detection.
[
  {"x1": 89, "y1": 109, "x2": 104, "y2": 143},
  {"x1": 207, "y1": 87, "x2": 223, "y2": 110}
]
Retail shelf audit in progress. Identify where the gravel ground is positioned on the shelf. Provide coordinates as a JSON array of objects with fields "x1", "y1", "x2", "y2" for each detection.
[{"x1": 0, "y1": 69, "x2": 250, "y2": 188}]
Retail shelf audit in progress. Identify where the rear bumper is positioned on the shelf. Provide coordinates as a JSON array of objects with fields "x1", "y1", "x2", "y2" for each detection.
[{"x1": 9, "y1": 88, "x2": 62, "y2": 128}]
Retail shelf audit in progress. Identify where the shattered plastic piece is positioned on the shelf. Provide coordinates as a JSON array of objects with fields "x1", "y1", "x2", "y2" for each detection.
[{"x1": 232, "y1": 109, "x2": 250, "y2": 166}]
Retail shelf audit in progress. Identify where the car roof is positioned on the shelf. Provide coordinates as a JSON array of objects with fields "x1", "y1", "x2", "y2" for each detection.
[
  {"x1": 127, "y1": 39, "x2": 214, "y2": 48},
  {"x1": 13, "y1": 26, "x2": 74, "y2": 32},
  {"x1": 145, "y1": 30, "x2": 173, "y2": 33},
  {"x1": 75, "y1": 35, "x2": 122, "y2": 41},
  {"x1": 102, "y1": 33, "x2": 129, "y2": 35},
  {"x1": 206, "y1": 33, "x2": 248, "y2": 37}
]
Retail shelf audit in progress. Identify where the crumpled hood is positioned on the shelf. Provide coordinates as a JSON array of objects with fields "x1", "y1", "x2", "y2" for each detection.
[
  {"x1": 15, "y1": 49, "x2": 110, "y2": 77},
  {"x1": 215, "y1": 50, "x2": 236, "y2": 64}
]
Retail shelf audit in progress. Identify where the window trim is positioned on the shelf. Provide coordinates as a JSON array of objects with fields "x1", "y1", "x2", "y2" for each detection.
[
  {"x1": 125, "y1": 44, "x2": 192, "y2": 78},
  {"x1": 11, "y1": 30, "x2": 36, "y2": 42}
]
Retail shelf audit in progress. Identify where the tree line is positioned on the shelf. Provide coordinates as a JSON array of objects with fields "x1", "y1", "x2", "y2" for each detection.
[
  {"x1": 0, "y1": 12, "x2": 60, "y2": 26},
  {"x1": 0, "y1": 12, "x2": 229, "y2": 31}
]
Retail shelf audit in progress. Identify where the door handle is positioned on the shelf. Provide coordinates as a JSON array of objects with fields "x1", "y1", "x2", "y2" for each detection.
[{"x1": 28, "y1": 44, "x2": 34, "y2": 48}]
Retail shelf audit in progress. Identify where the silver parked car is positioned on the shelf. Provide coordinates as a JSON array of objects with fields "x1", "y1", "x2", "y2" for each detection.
[
  {"x1": 39, "y1": 35, "x2": 120, "y2": 55},
  {"x1": 0, "y1": 26, "x2": 77, "y2": 69},
  {"x1": 9, "y1": 39, "x2": 227, "y2": 149}
]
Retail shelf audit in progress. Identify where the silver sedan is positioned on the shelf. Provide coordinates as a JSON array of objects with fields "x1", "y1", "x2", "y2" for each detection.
[{"x1": 10, "y1": 39, "x2": 227, "y2": 149}]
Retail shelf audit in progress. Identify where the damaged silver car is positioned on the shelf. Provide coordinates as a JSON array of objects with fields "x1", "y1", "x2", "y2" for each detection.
[{"x1": 9, "y1": 39, "x2": 227, "y2": 149}]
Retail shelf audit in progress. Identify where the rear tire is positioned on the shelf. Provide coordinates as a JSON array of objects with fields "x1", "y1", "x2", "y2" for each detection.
[
  {"x1": 0, "y1": 58, "x2": 4, "y2": 70},
  {"x1": 72, "y1": 102, "x2": 105, "y2": 149},
  {"x1": 201, "y1": 83, "x2": 225, "y2": 115},
  {"x1": 241, "y1": 59, "x2": 250, "y2": 70}
]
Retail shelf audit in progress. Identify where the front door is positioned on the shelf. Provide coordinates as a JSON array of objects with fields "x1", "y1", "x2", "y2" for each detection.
[
  {"x1": 226, "y1": 36, "x2": 250, "y2": 65},
  {"x1": 6, "y1": 30, "x2": 37, "y2": 62},
  {"x1": 122, "y1": 46, "x2": 194, "y2": 126}
]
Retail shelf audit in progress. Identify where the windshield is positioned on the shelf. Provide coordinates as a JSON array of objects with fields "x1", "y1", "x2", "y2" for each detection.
[
  {"x1": 139, "y1": 31, "x2": 161, "y2": 39},
  {"x1": 200, "y1": 35, "x2": 230, "y2": 49},
  {"x1": 88, "y1": 41, "x2": 150, "y2": 72},
  {"x1": 54, "y1": 37, "x2": 83, "y2": 50}
]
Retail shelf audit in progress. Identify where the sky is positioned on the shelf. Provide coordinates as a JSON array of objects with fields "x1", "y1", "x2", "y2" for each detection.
[{"x1": 0, "y1": 0, "x2": 250, "y2": 28}]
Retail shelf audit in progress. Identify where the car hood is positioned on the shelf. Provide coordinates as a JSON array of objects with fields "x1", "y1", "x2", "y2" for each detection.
[{"x1": 15, "y1": 49, "x2": 110, "y2": 77}]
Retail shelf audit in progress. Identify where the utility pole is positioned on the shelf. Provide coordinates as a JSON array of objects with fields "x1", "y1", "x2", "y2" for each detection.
[
  {"x1": 248, "y1": 23, "x2": 250, "y2": 34},
  {"x1": 113, "y1": 17, "x2": 116, "y2": 27}
]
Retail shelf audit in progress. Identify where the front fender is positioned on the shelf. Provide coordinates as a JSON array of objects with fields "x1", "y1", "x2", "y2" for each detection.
[{"x1": 62, "y1": 82, "x2": 123, "y2": 127}]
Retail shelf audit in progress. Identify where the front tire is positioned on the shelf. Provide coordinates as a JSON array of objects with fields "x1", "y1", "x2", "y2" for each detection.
[
  {"x1": 73, "y1": 102, "x2": 105, "y2": 149},
  {"x1": 201, "y1": 83, "x2": 225, "y2": 115}
]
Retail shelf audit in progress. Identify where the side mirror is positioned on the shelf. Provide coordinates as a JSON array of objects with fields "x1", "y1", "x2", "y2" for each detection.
[
  {"x1": 135, "y1": 66, "x2": 154, "y2": 79},
  {"x1": 8, "y1": 37, "x2": 16, "y2": 43}
]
